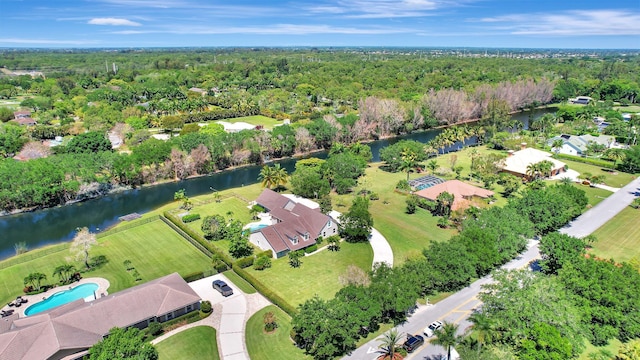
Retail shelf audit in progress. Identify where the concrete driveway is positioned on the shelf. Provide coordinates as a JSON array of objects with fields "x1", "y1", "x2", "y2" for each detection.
[{"x1": 188, "y1": 274, "x2": 250, "y2": 360}]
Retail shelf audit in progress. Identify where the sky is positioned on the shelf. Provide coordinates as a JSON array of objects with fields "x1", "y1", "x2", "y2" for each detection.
[{"x1": 0, "y1": 0, "x2": 639, "y2": 49}]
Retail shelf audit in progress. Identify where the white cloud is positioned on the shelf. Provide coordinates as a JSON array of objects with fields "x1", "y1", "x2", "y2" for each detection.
[
  {"x1": 477, "y1": 9, "x2": 640, "y2": 36},
  {"x1": 88, "y1": 17, "x2": 142, "y2": 26},
  {"x1": 112, "y1": 23, "x2": 410, "y2": 35},
  {"x1": 306, "y1": 0, "x2": 474, "y2": 19},
  {"x1": 0, "y1": 38, "x2": 98, "y2": 45}
]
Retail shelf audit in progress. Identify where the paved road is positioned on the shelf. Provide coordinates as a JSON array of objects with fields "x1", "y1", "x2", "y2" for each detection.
[{"x1": 345, "y1": 176, "x2": 640, "y2": 360}]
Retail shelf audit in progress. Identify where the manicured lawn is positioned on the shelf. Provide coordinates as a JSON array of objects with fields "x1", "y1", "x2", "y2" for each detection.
[
  {"x1": 561, "y1": 159, "x2": 635, "y2": 188},
  {"x1": 0, "y1": 220, "x2": 212, "y2": 306},
  {"x1": 222, "y1": 270, "x2": 256, "y2": 294},
  {"x1": 156, "y1": 326, "x2": 220, "y2": 360},
  {"x1": 246, "y1": 305, "x2": 311, "y2": 360},
  {"x1": 246, "y1": 242, "x2": 373, "y2": 306},
  {"x1": 579, "y1": 338, "x2": 623, "y2": 360},
  {"x1": 589, "y1": 207, "x2": 640, "y2": 263},
  {"x1": 219, "y1": 115, "x2": 282, "y2": 130},
  {"x1": 574, "y1": 184, "x2": 615, "y2": 207}
]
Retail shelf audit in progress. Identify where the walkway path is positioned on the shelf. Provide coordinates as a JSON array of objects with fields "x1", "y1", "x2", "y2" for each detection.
[{"x1": 152, "y1": 273, "x2": 271, "y2": 360}]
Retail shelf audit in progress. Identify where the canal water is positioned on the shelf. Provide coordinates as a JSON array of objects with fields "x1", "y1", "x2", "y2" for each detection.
[{"x1": 0, "y1": 108, "x2": 553, "y2": 260}]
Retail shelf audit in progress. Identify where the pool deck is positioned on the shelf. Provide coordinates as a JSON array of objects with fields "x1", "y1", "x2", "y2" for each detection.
[{"x1": 2, "y1": 277, "x2": 110, "y2": 318}]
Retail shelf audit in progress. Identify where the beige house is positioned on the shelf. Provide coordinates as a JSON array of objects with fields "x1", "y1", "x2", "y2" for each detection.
[
  {"x1": 0, "y1": 273, "x2": 201, "y2": 360},
  {"x1": 414, "y1": 180, "x2": 494, "y2": 211},
  {"x1": 502, "y1": 147, "x2": 566, "y2": 179},
  {"x1": 249, "y1": 189, "x2": 337, "y2": 258}
]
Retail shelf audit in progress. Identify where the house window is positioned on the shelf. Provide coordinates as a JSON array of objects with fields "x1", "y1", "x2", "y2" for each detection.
[
  {"x1": 328, "y1": 219, "x2": 332, "y2": 227},
  {"x1": 167, "y1": 313, "x2": 173, "y2": 320},
  {"x1": 291, "y1": 236, "x2": 298, "y2": 245},
  {"x1": 323, "y1": 232, "x2": 326, "y2": 237},
  {"x1": 333, "y1": 228, "x2": 336, "y2": 233},
  {"x1": 303, "y1": 233, "x2": 309, "y2": 240}
]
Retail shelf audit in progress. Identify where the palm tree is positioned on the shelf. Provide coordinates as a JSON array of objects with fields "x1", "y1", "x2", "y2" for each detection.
[
  {"x1": 24, "y1": 272, "x2": 47, "y2": 292},
  {"x1": 551, "y1": 139, "x2": 564, "y2": 156},
  {"x1": 604, "y1": 148, "x2": 625, "y2": 166},
  {"x1": 399, "y1": 148, "x2": 419, "y2": 181},
  {"x1": 432, "y1": 322, "x2": 460, "y2": 360},
  {"x1": 468, "y1": 312, "x2": 495, "y2": 355},
  {"x1": 53, "y1": 264, "x2": 76, "y2": 284},
  {"x1": 426, "y1": 159, "x2": 439, "y2": 175},
  {"x1": 469, "y1": 148, "x2": 480, "y2": 170},
  {"x1": 272, "y1": 163, "x2": 289, "y2": 189},
  {"x1": 376, "y1": 328, "x2": 404, "y2": 360},
  {"x1": 258, "y1": 165, "x2": 275, "y2": 189},
  {"x1": 537, "y1": 160, "x2": 554, "y2": 179}
]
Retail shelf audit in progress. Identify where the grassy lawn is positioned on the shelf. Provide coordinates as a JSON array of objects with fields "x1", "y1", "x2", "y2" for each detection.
[
  {"x1": 156, "y1": 326, "x2": 220, "y2": 360},
  {"x1": 222, "y1": 270, "x2": 256, "y2": 294},
  {"x1": 219, "y1": 115, "x2": 282, "y2": 130},
  {"x1": 246, "y1": 305, "x2": 311, "y2": 360},
  {"x1": 333, "y1": 163, "x2": 456, "y2": 264},
  {"x1": 589, "y1": 207, "x2": 640, "y2": 263},
  {"x1": 246, "y1": 242, "x2": 373, "y2": 307},
  {"x1": 561, "y1": 159, "x2": 635, "y2": 188},
  {"x1": 579, "y1": 338, "x2": 623, "y2": 360},
  {"x1": 0, "y1": 220, "x2": 212, "y2": 305},
  {"x1": 575, "y1": 184, "x2": 615, "y2": 207}
]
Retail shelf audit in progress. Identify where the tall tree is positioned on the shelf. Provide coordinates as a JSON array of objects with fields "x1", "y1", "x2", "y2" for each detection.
[
  {"x1": 70, "y1": 227, "x2": 98, "y2": 269},
  {"x1": 432, "y1": 322, "x2": 460, "y2": 360},
  {"x1": 339, "y1": 196, "x2": 373, "y2": 243}
]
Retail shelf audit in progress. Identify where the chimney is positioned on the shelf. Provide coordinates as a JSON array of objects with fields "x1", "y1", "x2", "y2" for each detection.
[
  {"x1": 520, "y1": 142, "x2": 527, "y2": 150},
  {"x1": 507, "y1": 150, "x2": 515, "y2": 157}
]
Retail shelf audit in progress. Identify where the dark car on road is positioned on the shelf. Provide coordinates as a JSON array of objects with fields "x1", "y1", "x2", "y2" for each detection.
[
  {"x1": 403, "y1": 334, "x2": 425, "y2": 353},
  {"x1": 212, "y1": 279, "x2": 233, "y2": 297}
]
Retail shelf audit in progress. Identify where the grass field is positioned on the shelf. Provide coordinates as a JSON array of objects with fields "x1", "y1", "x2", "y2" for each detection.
[
  {"x1": 579, "y1": 338, "x2": 623, "y2": 360},
  {"x1": 575, "y1": 184, "x2": 615, "y2": 207},
  {"x1": 561, "y1": 159, "x2": 635, "y2": 188},
  {"x1": 246, "y1": 305, "x2": 311, "y2": 360},
  {"x1": 156, "y1": 326, "x2": 220, "y2": 360},
  {"x1": 0, "y1": 220, "x2": 212, "y2": 306},
  {"x1": 219, "y1": 115, "x2": 282, "y2": 130},
  {"x1": 222, "y1": 270, "x2": 256, "y2": 294},
  {"x1": 246, "y1": 242, "x2": 373, "y2": 306},
  {"x1": 589, "y1": 207, "x2": 640, "y2": 263}
]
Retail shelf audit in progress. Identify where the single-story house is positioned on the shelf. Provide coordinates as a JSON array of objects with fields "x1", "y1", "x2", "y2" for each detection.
[
  {"x1": 13, "y1": 117, "x2": 36, "y2": 126},
  {"x1": 414, "y1": 180, "x2": 494, "y2": 212},
  {"x1": 188, "y1": 87, "x2": 207, "y2": 96},
  {"x1": 0, "y1": 273, "x2": 200, "y2": 360},
  {"x1": 13, "y1": 111, "x2": 31, "y2": 120},
  {"x1": 216, "y1": 121, "x2": 255, "y2": 133},
  {"x1": 249, "y1": 189, "x2": 337, "y2": 258},
  {"x1": 502, "y1": 147, "x2": 566, "y2": 179},
  {"x1": 547, "y1": 134, "x2": 615, "y2": 156}
]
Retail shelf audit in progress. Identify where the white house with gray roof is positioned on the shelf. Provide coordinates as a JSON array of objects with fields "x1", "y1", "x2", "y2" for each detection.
[{"x1": 548, "y1": 134, "x2": 615, "y2": 156}]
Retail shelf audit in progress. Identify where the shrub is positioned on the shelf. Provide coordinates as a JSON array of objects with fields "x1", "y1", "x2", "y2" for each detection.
[
  {"x1": 395, "y1": 179, "x2": 410, "y2": 192},
  {"x1": 182, "y1": 271, "x2": 205, "y2": 282},
  {"x1": 232, "y1": 265, "x2": 297, "y2": 316},
  {"x1": 253, "y1": 255, "x2": 272, "y2": 270},
  {"x1": 555, "y1": 153, "x2": 615, "y2": 169},
  {"x1": 182, "y1": 213, "x2": 201, "y2": 223},
  {"x1": 369, "y1": 192, "x2": 380, "y2": 201},
  {"x1": 256, "y1": 249, "x2": 273, "y2": 258},
  {"x1": 236, "y1": 256, "x2": 255, "y2": 269},
  {"x1": 200, "y1": 300, "x2": 212, "y2": 313},
  {"x1": 147, "y1": 322, "x2": 163, "y2": 336},
  {"x1": 304, "y1": 244, "x2": 318, "y2": 253},
  {"x1": 406, "y1": 196, "x2": 417, "y2": 214},
  {"x1": 316, "y1": 236, "x2": 324, "y2": 245},
  {"x1": 264, "y1": 311, "x2": 278, "y2": 332}
]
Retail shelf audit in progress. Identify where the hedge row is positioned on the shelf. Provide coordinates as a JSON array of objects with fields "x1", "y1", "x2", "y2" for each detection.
[
  {"x1": 181, "y1": 268, "x2": 220, "y2": 283},
  {"x1": 304, "y1": 244, "x2": 318, "y2": 253},
  {"x1": 232, "y1": 264, "x2": 297, "y2": 317},
  {"x1": 236, "y1": 256, "x2": 254, "y2": 269},
  {"x1": 163, "y1": 211, "x2": 233, "y2": 266},
  {"x1": 182, "y1": 213, "x2": 201, "y2": 223},
  {"x1": 555, "y1": 153, "x2": 616, "y2": 169}
]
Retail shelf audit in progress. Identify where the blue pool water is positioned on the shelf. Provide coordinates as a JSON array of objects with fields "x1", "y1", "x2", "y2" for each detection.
[
  {"x1": 249, "y1": 224, "x2": 268, "y2": 232},
  {"x1": 25, "y1": 283, "x2": 99, "y2": 316}
]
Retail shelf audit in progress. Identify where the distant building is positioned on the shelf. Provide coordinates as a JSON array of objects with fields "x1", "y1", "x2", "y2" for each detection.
[
  {"x1": 13, "y1": 117, "x2": 36, "y2": 126},
  {"x1": 547, "y1": 134, "x2": 615, "y2": 156},
  {"x1": 188, "y1": 87, "x2": 207, "y2": 96},
  {"x1": 13, "y1": 110, "x2": 31, "y2": 120}
]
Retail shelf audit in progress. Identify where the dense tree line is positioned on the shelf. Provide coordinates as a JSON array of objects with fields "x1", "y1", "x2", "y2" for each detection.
[{"x1": 291, "y1": 183, "x2": 587, "y2": 359}]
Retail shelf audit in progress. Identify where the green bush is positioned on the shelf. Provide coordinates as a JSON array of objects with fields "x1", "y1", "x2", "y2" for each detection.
[
  {"x1": 304, "y1": 244, "x2": 318, "y2": 253},
  {"x1": 182, "y1": 213, "x2": 201, "y2": 223},
  {"x1": 235, "y1": 256, "x2": 255, "y2": 269},
  {"x1": 232, "y1": 265, "x2": 297, "y2": 316},
  {"x1": 256, "y1": 249, "x2": 273, "y2": 258},
  {"x1": 200, "y1": 300, "x2": 212, "y2": 313},
  {"x1": 182, "y1": 271, "x2": 205, "y2": 282},
  {"x1": 253, "y1": 255, "x2": 272, "y2": 270},
  {"x1": 147, "y1": 322, "x2": 163, "y2": 336}
]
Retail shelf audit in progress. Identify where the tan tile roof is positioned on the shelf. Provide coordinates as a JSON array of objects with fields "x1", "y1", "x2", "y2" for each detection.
[
  {"x1": 0, "y1": 273, "x2": 200, "y2": 360},
  {"x1": 415, "y1": 180, "x2": 494, "y2": 211}
]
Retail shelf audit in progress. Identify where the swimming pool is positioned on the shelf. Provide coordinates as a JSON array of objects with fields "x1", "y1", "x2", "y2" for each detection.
[
  {"x1": 24, "y1": 283, "x2": 99, "y2": 316},
  {"x1": 248, "y1": 224, "x2": 268, "y2": 232}
]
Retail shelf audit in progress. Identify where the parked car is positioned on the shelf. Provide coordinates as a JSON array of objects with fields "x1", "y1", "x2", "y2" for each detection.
[
  {"x1": 424, "y1": 320, "x2": 443, "y2": 337},
  {"x1": 403, "y1": 334, "x2": 425, "y2": 353},
  {"x1": 212, "y1": 280, "x2": 233, "y2": 297}
]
